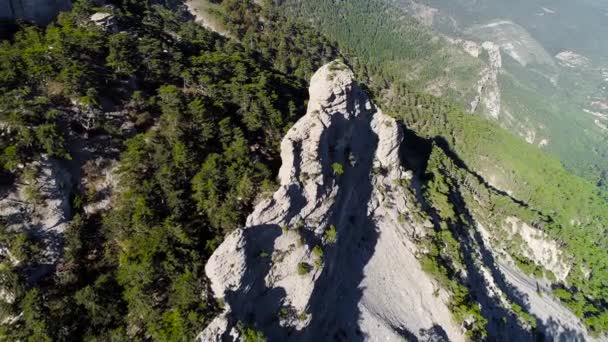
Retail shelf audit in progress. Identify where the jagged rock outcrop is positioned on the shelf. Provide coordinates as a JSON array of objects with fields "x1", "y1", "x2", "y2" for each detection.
[
  {"x1": 469, "y1": 41, "x2": 502, "y2": 119},
  {"x1": 90, "y1": 11, "x2": 118, "y2": 33},
  {"x1": 198, "y1": 62, "x2": 464, "y2": 341},
  {"x1": 476, "y1": 221, "x2": 595, "y2": 341}
]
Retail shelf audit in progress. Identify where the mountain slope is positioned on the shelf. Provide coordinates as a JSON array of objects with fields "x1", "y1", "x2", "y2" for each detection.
[
  {"x1": 1, "y1": 0, "x2": 607, "y2": 340},
  {"x1": 390, "y1": 0, "x2": 608, "y2": 188},
  {"x1": 280, "y1": 0, "x2": 608, "y2": 190},
  {"x1": 0, "y1": 2, "x2": 336, "y2": 339},
  {"x1": 197, "y1": 61, "x2": 598, "y2": 341}
]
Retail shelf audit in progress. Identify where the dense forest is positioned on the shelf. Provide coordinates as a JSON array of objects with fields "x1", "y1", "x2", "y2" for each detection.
[{"x1": 0, "y1": 0, "x2": 335, "y2": 339}]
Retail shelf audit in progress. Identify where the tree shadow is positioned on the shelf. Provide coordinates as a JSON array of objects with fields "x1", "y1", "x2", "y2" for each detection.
[
  {"x1": 220, "y1": 224, "x2": 286, "y2": 339},
  {"x1": 419, "y1": 324, "x2": 450, "y2": 342}
]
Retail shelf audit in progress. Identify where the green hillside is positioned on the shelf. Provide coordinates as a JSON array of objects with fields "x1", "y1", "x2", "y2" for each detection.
[
  {"x1": 0, "y1": 1, "x2": 335, "y2": 339},
  {"x1": 283, "y1": 0, "x2": 608, "y2": 190}
]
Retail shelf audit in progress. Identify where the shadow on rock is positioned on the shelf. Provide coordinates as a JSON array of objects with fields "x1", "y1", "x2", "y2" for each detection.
[
  {"x1": 294, "y1": 83, "x2": 381, "y2": 341},
  {"x1": 400, "y1": 129, "x2": 542, "y2": 340},
  {"x1": 221, "y1": 224, "x2": 287, "y2": 340},
  {"x1": 541, "y1": 317, "x2": 586, "y2": 342}
]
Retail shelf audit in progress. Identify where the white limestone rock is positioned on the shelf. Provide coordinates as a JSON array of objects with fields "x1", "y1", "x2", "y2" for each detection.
[{"x1": 90, "y1": 11, "x2": 118, "y2": 33}]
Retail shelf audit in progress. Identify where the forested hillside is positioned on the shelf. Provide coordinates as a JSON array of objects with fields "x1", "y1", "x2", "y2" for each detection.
[
  {"x1": 279, "y1": 0, "x2": 484, "y2": 107},
  {"x1": 282, "y1": 0, "x2": 608, "y2": 192},
  {"x1": 0, "y1": 0, "x2": 335, "y2": 339}
]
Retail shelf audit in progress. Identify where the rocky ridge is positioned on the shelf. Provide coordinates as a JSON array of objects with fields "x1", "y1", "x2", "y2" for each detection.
[
  {"x1": 197, "y1": 62, "x2": 595, "y2": 341},
  {"x1": 467, "y1": 40, "x2": 502, "y2": 119},
  {"x1": 198, "y1": 62, "x2": 463, "y2": 341}
]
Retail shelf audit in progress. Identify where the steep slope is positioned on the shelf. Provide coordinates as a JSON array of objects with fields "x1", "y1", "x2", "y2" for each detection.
[
  {"x1": 198, "y1": 62, "x2": 598, "y2": 341},
  {"x1": 269, "y1": 3, "x2": 608, "y2": 333},
  {"x1": 0, "y1": 2, "x2": 336, "y2": 339},
  {"x1": 1, "y1": 1, "x2": 607, "y2": 340},
  {"x1": 389, "y1": 0, "x2": 608, "y2": 189}
]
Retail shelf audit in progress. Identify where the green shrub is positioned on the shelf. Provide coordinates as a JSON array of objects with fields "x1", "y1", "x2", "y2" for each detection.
[
  {"x1": 511, "y1": 303, "x2": 537, "y2": 329},
  {"x1": 297, "y1": 262, "x2": 312, "y2": 275},
  {"x1": 312, "y1": 245, "x2": 324, "y2": 268},
  {"x1": 328, "y1": 60, "x2": 347, "y2": 71},
  {"x1": 324, "y1": 225, "x2": 338, "y2": 244},
  {"x1": 238, "y1": 324, "x2": 267, "y2": 342},
  {"x1": 331, "y1": 162, "x2": 344, "y2": 176},
  {"x1": 278, "y1": 307, "x2": 289, "y2": 319}
]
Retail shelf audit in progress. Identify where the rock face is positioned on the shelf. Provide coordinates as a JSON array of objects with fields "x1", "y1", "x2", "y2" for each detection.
[
  {"x1": 503, "y1": 217, "x2": 570, "y2": 281},
  {"x1": 0, "y1": 0, "x2": 71, "y2": 25},
  {"x1": 90, "y1": 11, "x2": 118, "y2": 33},
  {"x1": 470, "y1": 41, "x2": 502, "y2": 118},
  {"x1": 185, "y1": 0, "x2": 230, "y2": 37},
  {"x1": 198, "y1": 62, "x2": 464, "y2": 341},
  {"x1": 476, "y1": 221, "x2": 595, "y2": 341},
  {"x1": 464, "y1": 20, "x2": 555, "y2": 68}
]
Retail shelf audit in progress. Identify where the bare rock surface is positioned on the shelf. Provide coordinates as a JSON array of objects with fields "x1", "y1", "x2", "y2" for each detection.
[
  {"x1": 504, "y1": 217, "x2": 571, "y2": 281},
  {"x1": 0, "y1": 157, "x2": 72, "y2": 267},
  {"x1": 185, "y1": 0, "x2": 230, "y2": 37},
  {"x1": 90, "y1": 11, "x2": 118, "y2": 33},
  {"x1": 81, "y1": 157, "x2": 118, "y2": 215},
  {"x1": 498, "y1": 262, "x2": 595, "y2": 342},
  {"x1": 198, "y1": 62, "x2": 464, "y2": 341}
]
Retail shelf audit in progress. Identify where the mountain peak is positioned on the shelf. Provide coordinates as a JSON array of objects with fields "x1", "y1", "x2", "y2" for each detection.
[{"x1": 308, "y1": 61, "x2": 355, "y2": 107}]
